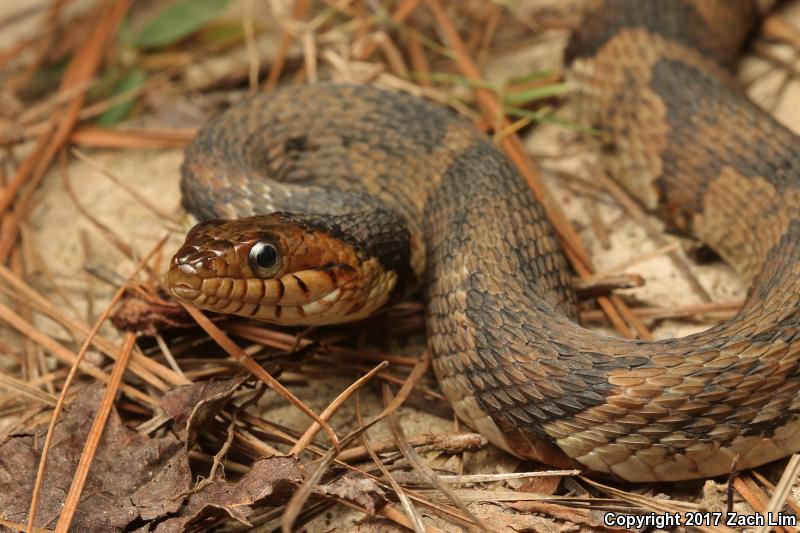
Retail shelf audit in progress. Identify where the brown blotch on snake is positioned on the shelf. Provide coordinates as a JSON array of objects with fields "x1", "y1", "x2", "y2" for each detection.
[{"x1": 168, "y1": 0, "x2": 800, "y2": 481}]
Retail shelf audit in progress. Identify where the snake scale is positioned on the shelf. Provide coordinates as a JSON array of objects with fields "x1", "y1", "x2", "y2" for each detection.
[{"x1": 167, "y1": 0, "x2": 800, "y2": 482}]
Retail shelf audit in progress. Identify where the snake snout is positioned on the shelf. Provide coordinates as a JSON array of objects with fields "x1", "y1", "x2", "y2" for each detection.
[{"x1": 166, "y1": 263, "x2": 203, "y2": 301}]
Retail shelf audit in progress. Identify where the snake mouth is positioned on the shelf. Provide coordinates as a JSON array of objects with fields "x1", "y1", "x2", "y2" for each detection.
[{"x1": 167, "y1": 264, "x2": 203, "y2": 301}]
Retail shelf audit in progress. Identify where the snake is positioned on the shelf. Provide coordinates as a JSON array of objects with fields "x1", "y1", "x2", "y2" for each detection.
[{"x1": 166, "y1": 0, "x2": 800, "y2": 482}]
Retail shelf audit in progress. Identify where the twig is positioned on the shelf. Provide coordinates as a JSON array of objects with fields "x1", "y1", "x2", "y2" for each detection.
[
  {"x1": 280, "y1": 351, "x2": 430, "y2": 533},
  {"x1": 356, "y1": 392, "x2": 425, "y2": 533},
  {"x1": 437, "y1": 470, "x2": 580, "y2": 484},
  {"x1": 290, "y1": 360, "x2": 389, "y2": 455},
  {"x1": 754, "y1": 454, "x2": 800, "y2": 533},
  {"x1": 54, "y1": 332, "x2": 136, "y2": 532},
  {"x1": 382, "y1": 383, "x2": 498, "y2": 533},
  {"x1": 579, "y1": 300, "x2": 741, "y2": 324}
]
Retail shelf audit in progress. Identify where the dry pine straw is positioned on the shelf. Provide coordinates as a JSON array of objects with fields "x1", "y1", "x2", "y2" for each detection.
[{"x1": 0, "y1": 0, "x2": 799, "y2": 531}]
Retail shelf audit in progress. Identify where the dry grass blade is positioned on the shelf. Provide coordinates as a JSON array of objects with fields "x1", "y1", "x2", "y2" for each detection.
[
  {"x1": 26, "y1": 235, "x2": 166, "y2": 532},
  {"x1": 54, "y1": 332, "x2": 136, "y2": 532},
  {"x1": 754, "y1": 454, "x2": 800, "y2": 533},
  {"x1": 354, "y1": 0, "x2": 423, "y2": 61},
  {"x1": 179, "y1": 303, "x2": 339, "y2": 449},
  {"x1": 597, "y1": 173, "x2": 712, "y2": 302},
  {"x1": 69, "y1": 126, "x2": 196, "y2": 148},
  {"x1": 382, "y1": 383, "x2": 498, "y2": 533},
  {"x1": 0, "y1": 518, "x2": 48, "y2": 533},
  {"x1": 281, "y1": 351, "x2": 430, "y2": 533},
  {"x1": 356, "y1": 392, "x2": 426, "y2": 533},
  {"x1": 589, "y1": 241, "x2": 681, "y2": 279},
  {"x1": 338, "y1": 432, "x2": 486, "y2": 463},
  {"x1": 61, "y1": 153, "x2": 134, "y2": 259},
  {"x1": 290, "y1": 360, "x2": 389, "y2": 455},
  {"x1": 437, "y1": 470, "x2": 579, "y2": 484},
  {"x1": 0, "y1": 372, "x2": 57, "y2": 406}
]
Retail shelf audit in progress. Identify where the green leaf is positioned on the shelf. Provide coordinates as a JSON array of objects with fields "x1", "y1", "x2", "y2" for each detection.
[
  {"x1": 502, "y1": 83, "x2": 572, "y2": 105},
  {"x1": 96, "y1": 68, "x2": 146, "y2": 125},
  {"x1": 409, "y1": 71, "x2": 499, "y2": 90},
  {"x1": 504, "y1": 105, "x2": 601, "y2": 135},
  {"x1": 29, "y1": 58, "x2": 69, "y2": 96},
  {"x1": 87, "y1": 67, "x2": 124, "y2": 102},
  {"x1": 197, "y1": 21, "x2": 245, "y2": 47},
  {"x1": 134, "y1": 0, "x2": 230, "y2": 50},
  {"x1": 505, "y1": 69, "x2": 557, "y2": 86}
]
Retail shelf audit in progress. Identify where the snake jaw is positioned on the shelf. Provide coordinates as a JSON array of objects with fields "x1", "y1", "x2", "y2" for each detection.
[{"x1": 167, "y1": 215, "x2": 400, "y2": 325}]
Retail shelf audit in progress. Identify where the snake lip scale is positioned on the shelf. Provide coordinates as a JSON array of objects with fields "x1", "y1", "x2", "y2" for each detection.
[{"x1": 167, "y1": 0, "x2": 800, "y2": 482}]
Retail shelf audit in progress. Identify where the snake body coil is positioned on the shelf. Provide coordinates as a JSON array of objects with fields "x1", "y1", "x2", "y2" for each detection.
[{"x1": 168, "y1": 0, "x2": 800, "y2": 481}]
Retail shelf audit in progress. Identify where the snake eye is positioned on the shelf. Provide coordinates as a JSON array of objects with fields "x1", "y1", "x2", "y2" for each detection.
[{"x1": 249, "y1": 241, "x2": 281, "y2": 278}]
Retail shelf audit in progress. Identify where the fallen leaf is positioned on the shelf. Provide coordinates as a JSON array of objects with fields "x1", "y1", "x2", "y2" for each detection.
[
  {"x1": 0, "y1": 384, "x2": 189, "y2": 531},
  {"x1": 160, "y1": 375, "x2": 249, "y2": 444}
]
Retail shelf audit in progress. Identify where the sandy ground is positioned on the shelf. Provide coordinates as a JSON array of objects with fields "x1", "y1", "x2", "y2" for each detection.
[{"x1": 2, "y1": 0, "x2": 800, "y2": 531}]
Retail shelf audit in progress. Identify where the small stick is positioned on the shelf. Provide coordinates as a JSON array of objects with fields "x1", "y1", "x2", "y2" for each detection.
[
  {"x1": 436, "y1": 470, "x2": 581, "y2": 484},
  {"x1": 754, "y1": 454, "x2": 800, "y2": 533},
  {"x1": 356, "y1": 392, "x2": 425, "y2": 533},
  {"x1": 573, "y1": 273, "x2": 644, "y2": 298},
  {"x1": 54, "y1": 332, "x2": 136, "y2": 533},
  {"x1": 580, "y1": 300, "x2": 741, "y2": 324},
  {"x1": 280, "y1": 352, "x2": 430, "y2": 533},
  {"x1": 290, "y1": 360, "x2": 389, "y2": 455},
  {"x1": 382, "y1": 383, "x2": 498, "y2": 533}
]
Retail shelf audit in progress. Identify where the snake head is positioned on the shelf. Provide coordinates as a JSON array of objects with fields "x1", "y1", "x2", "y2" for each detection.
[{"x1": 166, "y1": 214, "x2": 400, "y2": 325}]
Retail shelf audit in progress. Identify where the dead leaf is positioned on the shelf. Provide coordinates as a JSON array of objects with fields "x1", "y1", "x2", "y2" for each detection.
[
  {"x1": 152, "y1": 458, "x2": 389, "y2": 532},
  {"x1": 0, "y1": 384, "x2": 189, "y2": 532},
  {"x1": 160, "y1": 375, "x2": 249, "y2": 444},
  {"x1": 154, "y1": 456, "x2": 304, "y2": 532},
  {"x1": 316, "y1": 470, "x2": 387, "y2": 514},
  {"x1": 519, "y1": 474, "x2": 562, "y2": 495}
]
